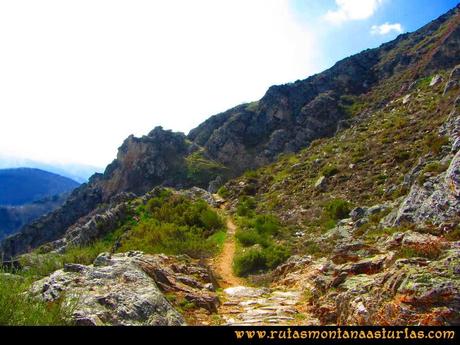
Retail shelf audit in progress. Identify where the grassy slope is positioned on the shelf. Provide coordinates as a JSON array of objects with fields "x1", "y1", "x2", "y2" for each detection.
[{"x1": 223, "y1": 67, "x2": 458, "y2": 259}]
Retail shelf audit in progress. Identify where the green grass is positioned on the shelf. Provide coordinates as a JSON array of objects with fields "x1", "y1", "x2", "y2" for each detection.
[
  {"x1": 185, "y1": 151, "x2": 228, "y2": 187},
  {"x1": 0, "y1": 273, "x2": 73, "y2": 325},
  {"x1": 417, "y1": 161, "x2": 450, "y2": 185},
  {"x1": 324, "y1": 199, "x2": 352, "y2": 221}
]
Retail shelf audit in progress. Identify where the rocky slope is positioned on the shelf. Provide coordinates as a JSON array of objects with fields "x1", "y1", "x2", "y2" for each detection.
[
  {"x1": 3, "y1": 5, "x2": 460, "y2": 260},
  {"x1": 219, "y1": 56, "x2": 460, "y2": 325},
  {"x1": 0, "y1": 193, "x2": 70, "y2": 240}
]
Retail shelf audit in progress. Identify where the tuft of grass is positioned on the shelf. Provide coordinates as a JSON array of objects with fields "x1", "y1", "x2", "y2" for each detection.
[
  {"x1": 321, "y1": 165, "x2": 339, "y2": 178},
  {"x1": 324, "y1": 199, "x2": 352, "y2": 221},
  {"x1": 417, "y1": 161, "x2": 449, "y2": 185},
  {"x1": 0, "y1": 273, "x2": 73, "y2": 325}
]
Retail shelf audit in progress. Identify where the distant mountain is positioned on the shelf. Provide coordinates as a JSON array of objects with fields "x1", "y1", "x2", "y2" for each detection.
[
  {"x1": 0, "y1": 168, "x2": 79, "y2": 206},
  {"x1": 0, "y1": 156, "x2": 101, "y2": 183},
  {"x1": 0, "y1": 193, "x2": 70, "y2": 240}
]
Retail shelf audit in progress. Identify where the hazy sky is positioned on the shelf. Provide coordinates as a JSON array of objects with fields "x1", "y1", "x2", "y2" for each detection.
[{"x1": 0, "y1": 0, "x2": 457, "y2": 168}]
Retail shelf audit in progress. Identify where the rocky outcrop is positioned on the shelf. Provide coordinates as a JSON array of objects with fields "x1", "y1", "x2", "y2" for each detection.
[
  {"x1": 273, "y1": 241, "x2": 460, "y2": 325},
  {"x1": 45, "y1": 199, "x2": 132, "y2": 253},
  {"x1": 188, "y1": 5, "x2": 460, "y2": 174},
  {"x1": 100, "y1": 127, "x2": 190, "y2": 198},
  {"x1": 386, "y1": 92, "x2": 460, "y2": 228},
  {"x1": 30, "y1": 252, "x2": 219, "y2": 325}
]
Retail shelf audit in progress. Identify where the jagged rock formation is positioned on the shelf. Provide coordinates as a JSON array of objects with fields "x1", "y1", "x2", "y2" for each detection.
[
  {"x1": 2, "y1": 5, "x2": 460, "y2": 263},
  {"x1": 29, "y1": 251, "x2": 218, "y2": 325}
]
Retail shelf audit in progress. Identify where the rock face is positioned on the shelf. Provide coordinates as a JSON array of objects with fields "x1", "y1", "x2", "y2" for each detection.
[
  {"x1": 2, "y1": 5, "x2": 460, "y2": 260},
  {"x1": 30, "y1": 252, "x2": 219, "y2": 325},
  {"x1": 386, "y1": 88, "x2": 460, "y2": 227},
  {"x1": 100, "y1": 127, "x2": 190, "y2": 198},
  {"x1": 274, "y1": 243, "x2": 460, "y2": 326},
  {"x1": 189, "y1": 4, "x2": 460, "y2": 174}
]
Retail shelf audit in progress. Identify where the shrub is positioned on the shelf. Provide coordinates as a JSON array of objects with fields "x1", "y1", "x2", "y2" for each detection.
[
  {"x1": 119, "y1": 191, "x2": 224, "y2": 258},
  {"x1": 235, "y1": 229, "x2": 263, "y2": 247},
  {"x1": 445, "y1": 226, "x2": 460, "y2": 241},
  {"x1": 321, "y1": 165, "x2": 339, "y2": 177},
  {"x1": 236, "y1": 197, "x2": 256, "y2": 217},
  {"x1": 252, "y1": 214, "x2": 280, "y2": 235},
  {"x1": 417, "y1": 161, "x2": 449, "y2": 185},
  {"x1": 217, "y1": 186, "x2": 229, "y2": 198},
  {"x1": 324, "y1": 199, "x2": 352, "y2": 220},
  {"x1": 233, "y1": 245, "x2": 290, "y2": 276},
  {"x1": 423, "y1": 134, "x2": 449, "y2": 155},
  {"x1": 233, "y1": 248, "x2": 266, "y2": 276},
  {"x1": 119, "y1": 221, "x2": 219, "y2": 258},
  {"x1": 264, "y1": 245, "x2": 290, "y2": 268}
]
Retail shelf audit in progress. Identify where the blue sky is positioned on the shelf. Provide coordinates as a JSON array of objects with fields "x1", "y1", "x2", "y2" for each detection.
[
  {"x1": 0, "y1": 0, "x2": 458, "y2": 168},
  {"x1": 290, "y1": 0, "x2": 459, "y2": 73}
]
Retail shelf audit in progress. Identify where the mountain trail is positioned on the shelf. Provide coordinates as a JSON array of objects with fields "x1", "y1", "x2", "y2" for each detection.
[{"x1": 208, "y1": 211, "x2": 319, "y2": 326}]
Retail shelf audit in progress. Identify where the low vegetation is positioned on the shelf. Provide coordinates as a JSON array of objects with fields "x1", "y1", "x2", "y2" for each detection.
[{"x1": 233, "y1": 198, "x2": 291, "y2": 276}]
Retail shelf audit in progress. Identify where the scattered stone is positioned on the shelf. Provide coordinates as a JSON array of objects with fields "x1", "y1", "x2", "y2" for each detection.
[
  {"x1": 314, "y1": 176, "x2": 327, "y2": 191},
  {"x1": 430, "y1": 74, "x2": 443, "y2": 87}
]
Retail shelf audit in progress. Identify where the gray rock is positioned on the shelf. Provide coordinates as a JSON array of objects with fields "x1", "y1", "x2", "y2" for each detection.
[
  {"x1": 30, "y1": 252, "x2": 186, "y2": 326},
  {"x1": 350, "y1": 207, "x2": 367, "y2": 221},
  {"x1": 430, "y1": 74, "x2": 443, "y2": 86},
  {"x1": 389, "y1": 149, "x2": 460, "y2": 226},
  {"x1": 443, "y1": 65, "x2": 460, "y2": 95},
  {"x1": 314, "y1": 176, "x2": 327, "y2": 191}
]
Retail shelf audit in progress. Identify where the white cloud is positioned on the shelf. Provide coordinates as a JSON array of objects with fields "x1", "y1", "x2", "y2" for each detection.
[
  {"x1": 324, "y1": 0, "x2": 383, "y2": 25},
  {"x1": 0, "y1": 0, "x2": 319, "y2": 167},
  {"x1": 371, "y1": 22, "x2": 403, "y2": 35}
]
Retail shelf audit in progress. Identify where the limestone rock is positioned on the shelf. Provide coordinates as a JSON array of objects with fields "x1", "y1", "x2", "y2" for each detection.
[
  {"x1": 30, "y1": 252, "x2": 185, "y2": 326},
  {"x1": 30, "y1": 252, "x2": 220, "y2": 325}
]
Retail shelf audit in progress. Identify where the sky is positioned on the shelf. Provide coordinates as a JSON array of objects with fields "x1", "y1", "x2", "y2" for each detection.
[{"x1": 0, "y1": 0, "x2": 458, "y2": 170}]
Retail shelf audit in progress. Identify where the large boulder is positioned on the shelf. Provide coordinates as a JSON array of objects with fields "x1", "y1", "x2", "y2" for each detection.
[{"x1": 30, "y1": 252, "x2": 219, "y2": 325}]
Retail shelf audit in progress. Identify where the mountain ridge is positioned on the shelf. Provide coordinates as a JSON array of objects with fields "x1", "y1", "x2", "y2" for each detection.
[{"x1": 1, "y1": 3, "x2": 459, "y2": 260}]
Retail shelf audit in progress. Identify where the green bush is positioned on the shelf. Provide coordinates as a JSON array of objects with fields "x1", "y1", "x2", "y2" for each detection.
[
  {"x1": 264, "y1": 245, "x2": 290, "y2": 268},
  {"x1": 423, "y1": 134, "x2": 449, "y2": 155},
  {"x1": 324, "y1": 199, "x2": 351, "y2": 220},
  {"x1": 417, "y1": 161, "x2": 449, "y2": 185},
  {"x1": 252, "y1": 214, "x2": 280, "y2": 235},
  {"x1": 236, "y1": 196, "x2": 256, "y2": 217},
  {"x1": 321, "y1": 165, "x2": 339, "y2": 177},
  {"x1": 235, "y1": 229, "x2": 263, "y2": 247},
  {"x1": 233, "y1": 248, "x2": 266, "y2": 276},
  {"x1": 233, "y1": 245, "x2": 290, "y2": 277},
  {"x1": 217, "y1": 186, "x2": 229, "y2": 198}
]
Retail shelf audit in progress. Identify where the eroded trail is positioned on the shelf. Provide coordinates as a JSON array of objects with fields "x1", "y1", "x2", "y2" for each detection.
[
  {"x1": 208, "y1": 213, "x2": 319, "y2": 326},
  {"x1": 212, "y1": 218, "x2": 245, "y2": 288}
]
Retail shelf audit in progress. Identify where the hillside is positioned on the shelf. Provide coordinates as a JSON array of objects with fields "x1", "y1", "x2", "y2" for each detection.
[
  {"x1": 2, "y1": 4, "x2": 459, "y2": 261},
  {"x1": 0, "y1": 168, "x2": 79, "y2": 206},
  {"x1": 0, "y1": 4, "x2": 459, "y2": 327},
  {"x1": 0, "y1": 194, "x2": 70, "y2": 240}
]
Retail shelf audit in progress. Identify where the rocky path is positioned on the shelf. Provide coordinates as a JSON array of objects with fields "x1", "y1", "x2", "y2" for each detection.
[
  {"x1": 208, "y1": 215, "x2": 318, "y2": 326},
  {"x1": 212, "y1": 218, "x2": 245, "y2": 288}
]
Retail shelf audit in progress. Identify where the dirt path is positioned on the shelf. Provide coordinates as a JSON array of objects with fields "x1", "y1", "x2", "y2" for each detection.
[
  {"x1": 212, "y1": 218, "x2": 245, "y2": 288},
  {"x1": 208, "y1": 210, "x2": 319, "y2": 325}
]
